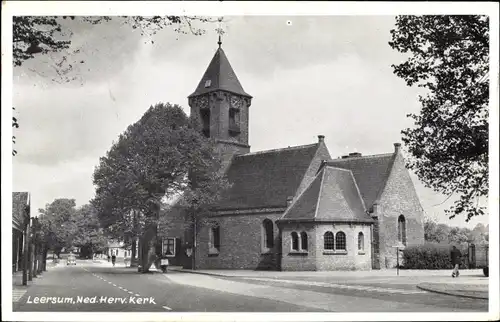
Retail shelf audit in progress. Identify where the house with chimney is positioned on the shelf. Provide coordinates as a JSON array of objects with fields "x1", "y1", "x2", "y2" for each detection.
[{"x1": 160, "y1": 42, "x2": 425, "y2": 271}]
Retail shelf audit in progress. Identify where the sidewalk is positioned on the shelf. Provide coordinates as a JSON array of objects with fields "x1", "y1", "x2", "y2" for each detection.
[
  {"x1": 169, "y1": 267, "x2": 489, "y2": 299},
  {"x1": 12, "y1": 260, "x2": 61, "y2": 302},
  {"x1": 416, "y1": 276, "x2": 489, "y2": 300}
]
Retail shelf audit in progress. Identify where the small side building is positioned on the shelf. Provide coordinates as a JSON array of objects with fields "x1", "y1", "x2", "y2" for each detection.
[{"x1": 12, "y1": 192, "x2": 30, "y2": 273}]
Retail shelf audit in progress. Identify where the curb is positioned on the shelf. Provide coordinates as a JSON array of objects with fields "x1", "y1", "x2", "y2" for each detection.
[
  {"x1": 416, "y1": 283, "x2": 488, "y2": 300},
  {"x1": 169, "y1": 268, "x2": 236, "y2": 278}
]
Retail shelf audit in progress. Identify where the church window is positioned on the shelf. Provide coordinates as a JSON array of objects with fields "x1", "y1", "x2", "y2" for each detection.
[
  {"x1": 335, "y1": 232, "x2": 346, "y2": 251},
  {"x1": 398, "y1": 215, "x2": 407, "y2": 245},
  {"x1": 300, "y1": 232, "x2": 308, "y2": 251},
  {"x1": 262, "y1": 219, "x2": 274, "y2": 249},
  {"x1": 200, "y1": 108, "x2": 210, "y2": 138},
  {"x1": 229, "y1": 108, "x2": 241, "y2": 135},
  {"x1": 291, "y1": 232, "x2": 299, "y2": 251},
  {"x1": 209, "y1": 224, "x2": 221, "y2": 252},
  {"x1": 324, "y1": 231, "x2": 334, "y2": 250},
  {"x1": 204, "y1": 79, "x2": 212, "y2": 88},
  {"x1": 358, "y1": 232, "x2": 364, "y2": 251}
]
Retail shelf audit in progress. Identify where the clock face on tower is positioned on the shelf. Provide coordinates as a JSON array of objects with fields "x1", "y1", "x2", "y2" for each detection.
[
  {"x1": 230, "y1": 95, "x2": 243, "y2": 109},
  {"x1": 197, "y1": 96, "x2": 209, "y2": 109}
]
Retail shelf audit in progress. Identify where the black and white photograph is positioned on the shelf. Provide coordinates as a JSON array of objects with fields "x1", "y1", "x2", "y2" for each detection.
[{"x1": 2, "y1": 1, "x2": 499, "y2": 321}]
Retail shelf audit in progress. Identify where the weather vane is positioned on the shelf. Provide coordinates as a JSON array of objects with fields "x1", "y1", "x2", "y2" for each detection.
[{"x1": 216, "y1": 17, "x2": 225, "y2": 48}]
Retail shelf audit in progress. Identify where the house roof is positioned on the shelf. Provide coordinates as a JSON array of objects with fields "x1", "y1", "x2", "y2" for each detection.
[
  {"x1": 324, "y1": 153, "x2": 396, "y2": 211},
  {"x1": 281, "y1": 166, "x2": 372, "y2": 223},
  {"x1": 12, "y1": 192, "x2": 30, "y2": 230},
  {"x1": 213, "y1": 143, "x2": 321, "y2": 210},
  {"x1": 188, "y1": 47, "x2": 252, "y2": 98}
]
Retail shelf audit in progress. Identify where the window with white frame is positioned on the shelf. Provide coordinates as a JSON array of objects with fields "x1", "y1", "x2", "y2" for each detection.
[
  {"x1": 162, "y1": 237, "x2": 176, "y2": 257},
  {"x1": 335, "y1": 231, "x2": 346, "y2": 250},
  {"x1": 324, "y1": 231, "x2": 335, "y2": 250}
]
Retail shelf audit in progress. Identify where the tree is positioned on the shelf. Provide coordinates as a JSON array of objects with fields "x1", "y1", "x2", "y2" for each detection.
[
  {"x1": 424, "y1": 219, "x2": 450, "y2": 243},
  {"x1": 69, "y1": 204, "x2": 107, "y2": 258},
  {"x1": 13, "y1": 107, "x2": 19, "y2": 156},
  {"x1": 38, "y1": 198, "x2": 78, "y2": 258},
  {"x1": 389, "y1": 16, "x2": 489, "y2": 222},
  {"x1": 13, "y1": 16, "x2": 216, "y2": 81},
  {"x1": 92, "y1": 102, "x2": 228, "y2": 272}
]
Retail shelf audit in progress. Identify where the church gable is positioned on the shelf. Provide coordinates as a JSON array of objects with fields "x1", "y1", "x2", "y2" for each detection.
[
  {"x1": 281, "y1": 166, "x2": 372, "y2": 223},
  {"x1": 213, "y1": 143, "x2": 321, "y2": 210},
  {"x1": 326, "y1": 152, "x2": 395, "y2": 212}
]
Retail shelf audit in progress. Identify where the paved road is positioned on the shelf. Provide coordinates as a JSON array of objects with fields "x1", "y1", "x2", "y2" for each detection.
[
  {"x1": 13, "y1": 260, "x2": 488, "y2": 312},
  {"x1": 13, "y1": 260, "x2": 313, "y2": 312}
]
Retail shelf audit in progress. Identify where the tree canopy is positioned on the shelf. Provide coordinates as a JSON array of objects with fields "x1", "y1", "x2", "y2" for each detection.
[
  {"x1": 92, "y1": 102, "x2": 228, "y2": 268},
  {"x1": 424, "y1": 218, "x2": 489, "y2": 245},
  {"x1": 38, "y1": 198, "x2": 77, "y2": 256},
  {"x1": 389, "y1": 15, "x2": 489, "y2": 222},
  {"x1": 13, "y1": 16, "x2": 215, "y2": 79},
  {"x1": 70, "y1": 204, "x2": 108, "y2": 255}
]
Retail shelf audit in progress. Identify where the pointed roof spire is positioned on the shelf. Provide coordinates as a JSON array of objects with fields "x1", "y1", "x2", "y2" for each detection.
[
  {"x1": 217, "y1": 17, "x2": 223, "y2": 48},
  {"x1": 188, "y1": 21, "x2": 252, "y2": 99}
]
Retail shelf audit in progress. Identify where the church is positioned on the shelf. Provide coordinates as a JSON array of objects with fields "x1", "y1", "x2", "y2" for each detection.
[{"x1": 160, "y1": 41, "x2": 425, "y2": 271}]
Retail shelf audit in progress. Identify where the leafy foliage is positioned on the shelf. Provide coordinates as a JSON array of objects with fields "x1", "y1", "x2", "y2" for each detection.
[
  {"x1": 69, "y1": 204, "x2": 108, "y2": 254},
  {"x1": 92, "y1": 102, "x2": 228, "y2": 271},
  {"x1": 402, "y1": 243, "x2": 462, "y2": 269},
  {"x1": 13, "y1": 16, "x2": 217, "y2": 82},
  {"x1": 389, "y1": 16, "x2": 489, "y2": 222},
  {"x1": 13, "y1": 107, "x2": 19, "y2": 156},
  {"x1": 38, "y1": 198, "x2": 77, "y2": 256},
  {"x1": 424, "y1": 218, "x2": 489, "y2": 245}
]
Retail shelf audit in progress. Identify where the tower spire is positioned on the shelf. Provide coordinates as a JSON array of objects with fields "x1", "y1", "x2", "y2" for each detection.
[{"x1": 216, "y1": 17, "x2": 224, "y2": 48}]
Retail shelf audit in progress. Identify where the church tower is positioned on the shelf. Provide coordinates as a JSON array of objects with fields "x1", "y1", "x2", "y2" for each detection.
[{"x1": 188, "y1": 41, "x2": 252, "y2": 171}]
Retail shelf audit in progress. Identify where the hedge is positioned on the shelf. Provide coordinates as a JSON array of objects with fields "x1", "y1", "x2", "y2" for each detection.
[{"x1": 401, "y1": 243, "x2": 466, "y2": 269}]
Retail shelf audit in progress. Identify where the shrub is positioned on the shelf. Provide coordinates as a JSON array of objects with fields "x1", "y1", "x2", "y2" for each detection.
[{"x1": 402, "y1": 243, "x2": 456, "y2": 269}]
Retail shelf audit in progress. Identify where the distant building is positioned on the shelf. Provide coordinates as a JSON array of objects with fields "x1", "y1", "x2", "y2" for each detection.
[
  {"x1": 106, "y1": 240, "x2": 130, "y2": 258},
  {"x1": 12, "y1": 192, "x2": 30, "y2": 272},
  {"x1": 160, "y1": 42, "x2": 425, "y2": 270}
]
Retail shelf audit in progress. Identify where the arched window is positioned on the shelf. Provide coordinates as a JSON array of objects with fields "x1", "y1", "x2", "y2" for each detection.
[
  {"x1": 398, "y1": 215, "x2": 407, "y2": 245},
  {"x1": 262, "y1": 219, "x2": 274, "y2": 249},
  {"x1": 210, "y1": 224, "x2": 221, "y2": 251},
  {"x1": 291, "y1": 232, "x2": 299, "y2": 251},
  {"x1": 324, "y1": 231, "x2": 334, "y2": 250},
  {"x1": 358, "y1": 232, "x2": 364, "y2": 251},
  {"x1": 300, "y1": 232, "x2": 308, "y2": 251},
  {"x1": 335, "y1": 231, "x2": 346, "y2": 250}
]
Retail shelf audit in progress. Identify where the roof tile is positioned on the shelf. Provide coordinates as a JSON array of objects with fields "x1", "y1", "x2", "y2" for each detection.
[
  {"x1": 214, "y1": 144, "x2": 320, "y2": 210},
  {"x1": 326, "y1": 153, "x2": 395, "y2": 210},
  {"x1": 189, "y1": 48, "x2": 251, "y2": 98}
]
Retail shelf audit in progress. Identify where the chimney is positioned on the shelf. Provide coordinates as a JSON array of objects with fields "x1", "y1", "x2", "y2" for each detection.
[
  {"x1": 318, "y1": 135, "x2": 325, "y2": 143},
  {"x1": 286, "y1": 196, "x2": 294, "y2": 206},
  {"x1": 349, "y1": 152, "x2": 362, "y2": 157},
  {"x1": 394, "y1": 142, "x2": 401, "y2": 153}
]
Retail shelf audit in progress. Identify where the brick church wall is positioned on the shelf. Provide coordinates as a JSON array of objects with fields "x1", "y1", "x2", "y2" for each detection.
[
  {"x1": 377, "y1": 147, "x2": 425, "y2": 269},
  {"x1": 195, "y1": 211, "x2": 283, "y2": 270},
  {"x1": 315, "y1": 223, "x2": 372, "y2": 271},
  {"x1": 280, "y1": 223, "x2": 317, "y2": 271}
]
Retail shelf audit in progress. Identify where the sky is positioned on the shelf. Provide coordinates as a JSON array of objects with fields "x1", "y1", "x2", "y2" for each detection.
[{"x1": 11, "y1": 15, "x2": 491, "y2": 229}]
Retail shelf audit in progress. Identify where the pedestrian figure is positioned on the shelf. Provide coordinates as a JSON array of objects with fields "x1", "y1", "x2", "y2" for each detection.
[
  {"x1": 111, "y1": 254, "x2": 116, "y2": 267},
  {"x1": 107, "y1": 254, "x2": 110, "y2": 262},
  {"x1": 451, "y1": 245, "x2": 462, "y2": 277}
]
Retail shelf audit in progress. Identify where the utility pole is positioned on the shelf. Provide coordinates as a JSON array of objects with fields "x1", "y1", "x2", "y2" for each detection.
[
  {"x1": 28, "y1": 219, "x2": 34, "y2": 281},
  {"x1": 22, "y1": 216, "x2": 30, "y2": 285}
]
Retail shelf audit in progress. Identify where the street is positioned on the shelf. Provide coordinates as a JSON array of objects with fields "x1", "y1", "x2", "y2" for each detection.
[{"x1": 13, "y1": 259, "x2": 488, "y2": 312}]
